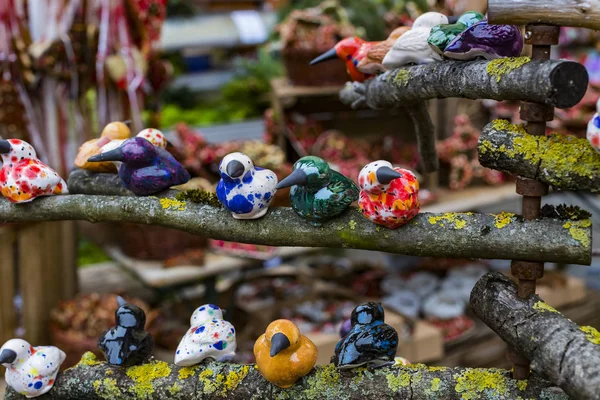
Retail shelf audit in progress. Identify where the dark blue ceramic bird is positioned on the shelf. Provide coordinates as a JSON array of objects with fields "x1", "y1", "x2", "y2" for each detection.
[
  {"x1": 87, "y1": 137, "x2": 190, "y2": 196},
  {"x1": 333, "y1": 302, "x2": 398, "y2": 369},
  {"x1": 98, "y1": 296, "x2": 153, "y2": 367}
]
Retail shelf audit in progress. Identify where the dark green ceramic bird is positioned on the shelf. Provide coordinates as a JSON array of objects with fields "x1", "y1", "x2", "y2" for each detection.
[{"x1": 276, "y1": 156, "x2": 359, "y2": 226}]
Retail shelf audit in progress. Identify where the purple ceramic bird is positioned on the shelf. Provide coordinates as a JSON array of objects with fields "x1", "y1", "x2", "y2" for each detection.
[
  {"x1": 87, "y1": 137, "x2": 190, "y2": 196},
  {"x1": 340, "y1": 318, "x2": 352, "y2": 338},
  {"x1": 443, "y1": 20, "x2": 523, "y2": 60}
]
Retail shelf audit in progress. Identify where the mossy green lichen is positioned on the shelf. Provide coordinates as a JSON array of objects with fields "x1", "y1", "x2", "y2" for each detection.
[
  {"x1": 455, "y1": 368, "x2": 510, "y2": 400},
  {"x1": 198, "y1": 366, "x2": 249, "y2": 397},
  {"x1": 431, "y1": 377, "x2": 441, "y2": 391},
  {"x1": 533, "y1": 301, "x2": 560, "y2": 314},
  {"x1": 517, "y1": 380, "x2": 528, "y2": 391},
  {"x1": 349, "y1": 219, "x2": 357, "y2": 230},
  {"x1": 385, "y1": 369, "x2": 411, "y2": 392},
  {"x1": 77, "y1": 351, "x2": 100, "y2": 367},
  {"x1": 393, "y1": 69, "x2": 411, "y2": 87},
  {"x1": 175, "y1": 189, "x2": 222, "y2": 207},
  {"x1": 493, "y1": 212, "x2": 515, "y2": 229},
  {"x1": 563, "y1": 219, "x2": 592, "y2": 248},
  {"x1": 93, "y1": 377, "x2": 120, "y2": 399},
  {"x1": 428, "y1": 213, "x2": 467, "y2": 229},
  {"x1": 541, "y1": 204, "x2": 592, "y2": 221},
  {"x1": 199, "y1": 368, "x2": 219, "y2": 395},
  {"x1": 302, "y1": 364, "x2": 342, "y2": 399},
  {"x1": 486, "y1": 57, "x2": 531, "y2": 82},
  {"x1": 169, "y1": 382, "x2": 182, "y2": 396},
  {"x1": 159, "y1": 197, "x2": 186, "y2": 211},
  {"x1": 581, "y1": 325, "x2": 600, "y2": 345},
  {"x1": 178, "y1": 366, "x2": 197, "y2": 380},
  {"x1": 126, "y1": 360, "x2": 172, "y2": 398}
]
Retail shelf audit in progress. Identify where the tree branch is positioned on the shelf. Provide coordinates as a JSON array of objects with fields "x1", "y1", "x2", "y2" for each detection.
[
  {"x1": 4, "y1": 352, "x2": 568, "y2": 400},
  {"x1": 339, "y1": 59, "x2": 587, "y2": 110},
  {"x1": 478, "y1": 120, "x2": 600, "y2": 193},
  {"x1": 471, "y1": 272, "x2": 600, "y2": 400},
  {"x1": 0, "y1": 172, "x2": 591, "y2": 265},
  {"x1": 405, "y1": 102, "x2": 438, "y2": 173}
]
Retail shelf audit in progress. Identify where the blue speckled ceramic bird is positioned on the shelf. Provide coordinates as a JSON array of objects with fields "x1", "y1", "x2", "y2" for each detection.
[
  {"x1": 87, "y1": 137, "x2": 190, "y2": 196},
  {"x1": 333, "y1": 302, "x2": 398, "y2": 369},
  {"x1": 216, "y1": 152, "x2": 278, "y2": 219}
]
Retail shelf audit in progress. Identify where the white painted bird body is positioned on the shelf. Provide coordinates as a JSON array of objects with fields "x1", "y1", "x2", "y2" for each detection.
[{"x1": 587, "y1": 98, "x2": 600, "y2": 153}]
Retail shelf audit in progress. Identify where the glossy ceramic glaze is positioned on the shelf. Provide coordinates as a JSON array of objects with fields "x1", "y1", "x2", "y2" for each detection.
[
  {"x1": 339, "y1": 318, "x2": 352, "y2": 338},
  {"x1": 428, "y1": 11, "x2": 484, "y2": 54},
  {"x1": 0, "y1": 139, "x2": 68, "y2": 203},
  {"x1": 98, "y1": 296, "x2": 153, "y2": 367},
  {"x1": 333, "y1": 302, "x2": 398, "y2": 369},
  {"x1": 358, "y1": 160, "x2": 420, "y2": 229},
  {"x1": 443, "y1": 20, "x2": 523, "y2": 60},
  {"x1": 216, "y1": 152, "x2": 278, "y2": 219},
  {"x1": 382, "y1": 12, "x2": 449, "y2": 69},
  {"x1": 175, "y1": 304, "x2": 237, "y2": 366},
  {"x1": 99, "y1": 129, "x2": 169, "y2": 170},
  {"x1": 74, "y1": 121, "x2": 132, "y2": 172},
  {"x1": 276, "y1": 156, "x2": 359, "y2": 226},
  {"x1": 587, "y1": 98, "x2": 600, "y2": 153},
  {"x1": 310, "y1": 37, "x2": 374, "y2": 82},
  {"x1": 358, "y1": 26, "x2": 411, "y2": 74},
  {"x1": 254, "y1": 319, "x2": 317, "y2": 388},
  {"x1": 0, "y1": 339, "x2": 66, "y2": 398},
  {"x1": 87, "y1": 137, "x2": 190, "y2": 196}
]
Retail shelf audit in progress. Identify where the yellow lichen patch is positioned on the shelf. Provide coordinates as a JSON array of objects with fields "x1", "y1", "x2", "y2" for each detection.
[
  {"x1": 393, "y1": 69, "x2": 411, "y2": 87},
  {"x1": 199, "y1": 368, "x2": 220, "y2": 395},
  {"x1": 303, "y1": 364, "x2": 342, "y2": 399},
  {"x1": 169, "y1": 383, "x2": 181, "y2": 396},
  {"x1": 533, "y1": 301, "x2": 560, "y2": 314},
  {"x1": 386, "y1": 369, "x2": 411, "y2": 392},
  {"x1": 349, "y1": 219, "x2": 357, "y2": 230},
  {"x1": 178, "y1": 366, "x2": 197, "y2": 380},
  {"x1": 581, "y1": 325, "x2": 600, "y2": 345},
  {"x1": 126, "y1": 360, "x2": 172, "y2": 398},
  {"x1": 222, "y1": 366, "x2": 250, "y2": 395},
  {"x1": 494, "y1": 212, "x2": 515, "y2": 229},
  {"x1": 454, "y1": 369, "x2": 509, "y2": 400},
  {"x1": 77, "y1": 352, "x2": 100, "y2": 367},
  {"x1": 93, "y1": 377, "x2": 120, "y2": 399},
  {"x1": 517, "y1": 380, "x2": 527, "y2": 391},
  {"x1": 431, "y1": 377, "x2": 441, "y2": 391},
  {"x1": 159, "y1": 197, "x2": 186, "y2": 211},
  {"x1": 486, "y1": 57, "x2": 531, "y2": 82},
  {"x1": 563, "y1": 219, "x2": 592, "y2": 248},
  {"x1": 352, "y1": 367, "x2": 368, "y2": 385},
  {"x1": 105, "y1": 370, "x2": 113, "y2": 376},
  {"x1": 428, "y1": 213, "x2": 467, "y2": 229},
  {"x1": 175, "y1": 189, "x2": 222, "y2": 207}
]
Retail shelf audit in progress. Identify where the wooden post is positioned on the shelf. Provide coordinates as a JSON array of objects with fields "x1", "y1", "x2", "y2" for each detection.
[{"x1": 0, "y1": 226, "x2": 16, "y2": 376}]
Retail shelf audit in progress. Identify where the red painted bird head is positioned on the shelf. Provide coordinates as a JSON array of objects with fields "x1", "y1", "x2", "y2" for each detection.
[{"x1": 310, "y1": 37, "x2": 366, "y2": 65}]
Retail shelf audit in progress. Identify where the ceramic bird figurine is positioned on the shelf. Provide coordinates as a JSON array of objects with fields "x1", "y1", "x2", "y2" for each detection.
[
  {"x1": 0, "y1": 139, "x2": 68, "y2": 203},
  {"x1": 358, "y1": 160, "x2": 420, "y2": 229},
  {"x1": 339, "y1": 318, "x2": 352, "y2": 338},
  {"x1": 382, "y1": 12, "x2": 449, "y2": 69},
  {"x1": 333, "y1": 302, "x2": 398, "y2": 369},
  {"x1": 357, "y1": 26, "x2": 411, "y2": 74},
  {"x1": 428, "y1": 11, "x2": 484, "y2": 55},
  {"x1": 98, "y1": 128, "x2": 169, "y2": 170},
  {"x1": 174, "y1": 304, "x2": 237, "y2": 366},
  {"x1": 310, "y1": 37, "x2": 375, "y2": 82},
  {"x1": 0, "y1": 339, "x2": 65, "y2": 398},
  {"x1": 98, "y1": 296, "x2": 153, "y2": 367},
  {"x1": 443, "y1": 20, "x2": 523, "y2": 60},
  {"x1": 587, "y1": 97, "x2": 600, "y2": 153},
  {"x1": 74, "y1": 121, "x2": 132, "y2": 172},
  {"x1": 216, "y1": 152, "x2": 278, "y2": 219},
  {"x1": 254, "y1": 319, "x2": 318, "y2": 388},
  {"x1": 87, "y1": 137, "x2": 190, "y2": 196},
  {"x1": 275, "y1": 156, "x2": 359, "y2": 226}
]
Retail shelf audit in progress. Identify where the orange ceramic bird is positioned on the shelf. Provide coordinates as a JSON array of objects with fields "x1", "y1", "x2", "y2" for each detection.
[
  {"x1": 357, "y1": 26, "x2": 411, "y2": 74},
  {"x1": 254, "y1": 319, "x2": 318, "y2": 388},
  {"x1": 310, "y1": 37, "x2": 375, "y2": 82}
]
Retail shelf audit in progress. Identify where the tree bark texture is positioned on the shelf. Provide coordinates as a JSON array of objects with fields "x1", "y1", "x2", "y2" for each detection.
[
  {"x1": 0, "y1": 172, "x2": 592, "y2": 265},
  {"x1": 405, "y1": 102, "x2": 439, "y2": 173},
  {"x1": 4, "y1": 352, "x2": 568, "y2": 400},
  {"x1": 488, "y1": 0, "x2": 600, "y2": 31},
  {"x1": 339, "y1": 59, "x2": 587, "y2": 110},
  {"x1": 478, "y1": 119, "x2": 600, "y2": 193},
  {"x1": 471, "y1": 272, "x2": 600, "y2": 400}
]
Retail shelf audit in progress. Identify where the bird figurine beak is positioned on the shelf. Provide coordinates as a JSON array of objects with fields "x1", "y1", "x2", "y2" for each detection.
[
  {"x1": 447, "y1": 15, "x2": 459, "y2": 23},
  {"x1": 310, "y1": 48, "x2": 338, "y2": 65},
  {"x1": 269, "y1": 332, "x2": 291, "y2": 357},
  {"x1": 376, "y1": 166, "x2": 403, "y2": 185},
  {"x1": 226, "y1": 160, "x2": 245, "y2": 178},
  {"x1": 0, "y1": 139, "x2": 11, "y2": 154},
  {"x1": 0, "y1": 349, "x2": 17, "y2": 365},
  {"x1": 117, "y1": 296, "x2": 127, "y2": 307},
  {"x1": 276, "y1": 169, "x2": 308, "y2": 189},
  {"x1": 88, "y1": 147, "x2": 124, "y2": 163}
]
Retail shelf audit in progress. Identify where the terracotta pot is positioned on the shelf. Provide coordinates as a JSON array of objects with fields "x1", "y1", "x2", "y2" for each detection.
[{"x1": 282, "y1": 49, "x2": 348, "y2": 87}]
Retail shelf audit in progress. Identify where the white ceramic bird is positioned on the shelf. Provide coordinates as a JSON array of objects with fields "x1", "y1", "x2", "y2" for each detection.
[
  {"x1": 175, "y1": 304, "x2": 237, "y2": 366},
  {"x1": 0, "y1": 339, "x2": 66, "y2": 398},
  {"x1": 587, "y1": 97, "x2": 600, "y2": 153},
  {"x1": 216, "y1": 152, "x2": 278, "y2": 219},
  {"x1": 99, "y1": 128, "x2": 168, "y2": 169},
  {"x1": 382, "y1": 12, "x2": 449, "y2": 69}
]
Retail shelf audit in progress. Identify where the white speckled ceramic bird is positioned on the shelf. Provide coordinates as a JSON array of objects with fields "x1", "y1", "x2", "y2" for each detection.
[
  {"x1": 174, "y1": 304, "x2": 237, "y2": 366},
  {"x1": 0, "y1": 339, "x2": 66, "y2": 398},
  {"x1": 587, "y1": 97, "x2": 600, "y2": 153},
  {"x1": 216, "y1": 152, "x2": 278, "y2": 219},
  {"x1": 382, "y1": 12, "x2": 449, "y2": 69}
]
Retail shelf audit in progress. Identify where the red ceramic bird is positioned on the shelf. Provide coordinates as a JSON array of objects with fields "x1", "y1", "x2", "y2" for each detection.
[{"x1": 310, "y1": 37, "x2": 375, "y2": 82}]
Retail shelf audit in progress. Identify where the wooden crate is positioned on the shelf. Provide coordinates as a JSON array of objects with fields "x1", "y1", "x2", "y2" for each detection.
[{"x1": 0, "y1": 222, "x2": 77, "y2": 350}]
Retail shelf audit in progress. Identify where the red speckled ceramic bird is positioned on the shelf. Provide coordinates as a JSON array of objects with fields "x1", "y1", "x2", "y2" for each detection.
[
  {"x1": 0, "y1": 139, "x2": 68, "y2": 203},
  {"x1": 310, "y1": 37, "x2": 375, "y2": 82},
  {"x1": 358, "y1": 160, "x2": 419, "y2": 229}
]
